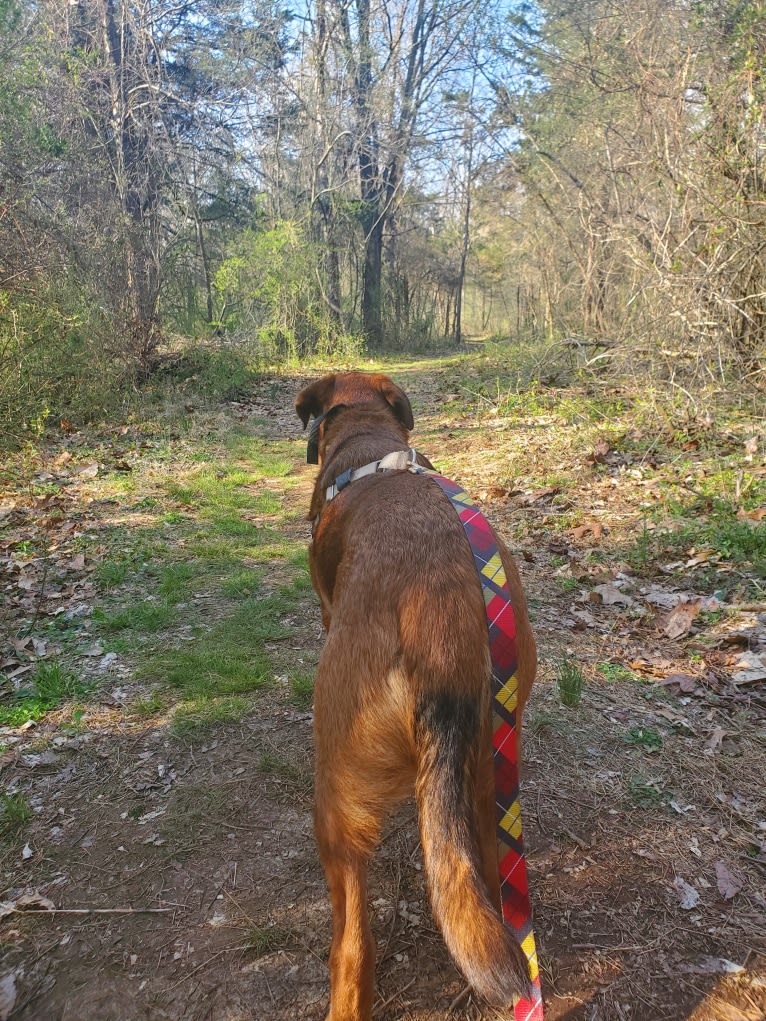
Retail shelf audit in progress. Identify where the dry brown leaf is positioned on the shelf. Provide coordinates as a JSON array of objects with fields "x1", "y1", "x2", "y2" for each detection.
[
  {"x1": 658, "y1": 673, "x2": 698, "y2": 693},
  {"x1": 714, "y1": 861, "x2": 743, "y2": 900},
  {"x1": 571, "y1": 522, "x2": 605, "y2": 541},
  {"x1": 590, "y1": 583, "x2": 634, "y2": 607},
  {"x1": 662, "y1": 600, "x2": 703, "y2": 640},
  {"x1": 589, "y1": 438, "x2": 611, "y2": 464},
  {"x1": 705, "y1": 728, "x2": 729, "y2": 752},
  {"x1": 737, "y1": 506, "x2": 766, "y2": 522}
]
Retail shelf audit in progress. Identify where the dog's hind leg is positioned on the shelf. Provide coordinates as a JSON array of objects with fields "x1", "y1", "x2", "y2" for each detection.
[
  {"x1": 313, "y1": 654, "x2": 413, "y2": 1021},
  {"x1": 314, "y1": 751, "x2": 387, "y2": 1021},
  {"x1": 315, "y1": 823, "x2": 375, "y2": 1021}
]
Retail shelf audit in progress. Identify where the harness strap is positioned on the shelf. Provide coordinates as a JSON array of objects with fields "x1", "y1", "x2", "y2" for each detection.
[
  {"x1": 324, "y1": 448, "x2": 419, "y2": 502},
  {"x1": 426, "y1": 472, "x2": 544, "y2": 1021}
]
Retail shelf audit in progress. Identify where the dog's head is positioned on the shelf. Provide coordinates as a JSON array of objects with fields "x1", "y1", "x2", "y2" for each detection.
[{"x1": 295, "y1": 372, "x2": 414, "y2": 464}]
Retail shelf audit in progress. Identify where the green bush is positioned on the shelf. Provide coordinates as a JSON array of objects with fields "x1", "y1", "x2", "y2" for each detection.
[
  {"x1": 212, "y1": 221, "x2": 365, "y2": 361},
  {"x1": 0, "y1": 284, "x2": 132, "y2": 443}
]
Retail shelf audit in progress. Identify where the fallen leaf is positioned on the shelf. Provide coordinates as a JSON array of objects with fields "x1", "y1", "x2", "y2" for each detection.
[
  {"x1": 673, "y1": 876, "x2": 700, "y2": 910},
  {"x1": 519, "y1": 486, "x2": 560, "y2": 506},
  {"x1": 731, "y1": 652, "x2": 766, "y2": 685},
  {"x1": 662, "y1": 600, "x2": 703, "y2": 640},
  {"x1": 705, "y1": 728, "x2": 729, "y2": 752},
  {"x1": 715, "y1": 861, "x2": 743, "y2": 900},
  {"x1": 658, "y1": 672, "x2": 698, "y2": 693},
  {"x1": 21, "y1": 843, "x2": 32, "y2": 861},
  {"x1": 11, "y1": 893, "x2": 55, "y2": 913},
  {"x1": 680, "y1": 956, "x2": 744, "y2": 976},
  {"x1": 571, "y1": 522, "x2": 605, "y2": 541},
  {"x1": 736, "y1": 506, "x2": 766, "y2": 522},
  {"x1": 479, "y1": 486, "x2": 510, "y2": 501},
  {"x1": 641, "y1": 586, "x2": 682, "y2": 609},
  {"x1": 590, "y1": 583, "x2": 635, "y2": 607},
  {"x1": 73, "y1": 463, "x2": 99, "y2": 478},
  {"x1": 548, "y1": 538, "x2": 569, "y2": 555},
  {"x1": 0, "y1": 973, "x2": 17, "y2": 1021},
  {"x1": 67, "y1": 553, "x2": 86, "y2": 571},
  {"x1": 589, "y1": 438, "x2": 611, "y2": 464},
  {"x1": 629, "y1": 655, "x2": 674, "y2": 676}
]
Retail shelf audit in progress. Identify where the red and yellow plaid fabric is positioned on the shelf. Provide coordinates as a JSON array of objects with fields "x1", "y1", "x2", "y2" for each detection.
[{"x1": 428, "y1": 473, "x2": 544, "y2": 1021}]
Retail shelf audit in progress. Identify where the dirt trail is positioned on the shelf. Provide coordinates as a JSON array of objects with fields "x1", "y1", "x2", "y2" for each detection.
[{"x1": 1, "y1": 363, "x2": 765, "y2": 1021}]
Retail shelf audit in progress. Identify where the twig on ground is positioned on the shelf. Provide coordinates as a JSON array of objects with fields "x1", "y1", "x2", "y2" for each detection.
[
  {"x1": 9, "y1": 906, "x2": 176, "y2": 915},
  {"x1": 560, "y1": 825, "x2": 590, "y2": 851},
  {"x1": 447, "y1": 985, "x2": 472, "y2": 1012},
  {"x1": 375, "y1": 976, "x2": 416, "y2": 1015}
]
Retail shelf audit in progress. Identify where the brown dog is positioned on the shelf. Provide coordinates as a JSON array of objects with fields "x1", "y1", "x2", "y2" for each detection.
[{"x1": 296, "y1": 371, "x2": 537, "y2": 1020}]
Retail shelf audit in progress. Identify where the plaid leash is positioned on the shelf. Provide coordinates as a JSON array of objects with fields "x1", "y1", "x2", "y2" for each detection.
[{"x1": 427, "y1": 472, "x2": 544, "y2": 1021}]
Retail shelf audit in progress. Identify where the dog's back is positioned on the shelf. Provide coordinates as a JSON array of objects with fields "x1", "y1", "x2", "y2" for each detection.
[{"x1": 297, "y1": 372, "x2": 537, "y2": 1020}]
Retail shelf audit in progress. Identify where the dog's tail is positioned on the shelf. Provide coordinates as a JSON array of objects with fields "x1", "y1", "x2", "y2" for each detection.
[{"x1": 414, "y1": 691, "x2": 531, "y2": 1007}]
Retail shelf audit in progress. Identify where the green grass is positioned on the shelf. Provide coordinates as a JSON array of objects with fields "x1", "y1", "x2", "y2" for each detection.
[
  {"x1": 625, "y1": 726, "x2": 663, "y2": 752},
  {"x1": 221, "y1": 568, "x2": 264, "y2": 599},
  {"x1": 258, "y1": 749, "x2": 312, "y2": 793},
  {"x1": 170, "y1": 695, "x2": 252, "y2": 739},
  {"x1": 0, "y1": 662, "x2": 93, "y2": 726},
  {"x1": 161, "y1": 648, "x2": 271, "y2": 696},
  {"x1": 627, "y1": 773, "x2": 667, "y2": 808},
  {"x1": 288, "y1": 672, "x2": 314, "y2": 710},
  {"x1": 623, "y1": 501, "x2": 766, "y2": 580},
  {"x1": 166, "y1": 467, "x2": 283, "y2": 517},
  {"x1": 95, "y1": 559, "x2": 130, "y2": 588},
  {"x1": 598, "y1": 663, "x2": 636, "y2": 683},
  {"x1": 142, "y1": 588, "x2": 302, "y2": 701},
  {"x1": 556, "y1": 658, "x2": 585, "y2": 708},
  {"x1": 223, "y1": 432, "x2": 296, "y2": 479},
  {"x1": 209, "y1": 515, "x2": 265, "y2": 538},
  {"x1": 243, "y1": 925, "x2": 293, "y2": 957},
  {"x1": 133, "y1": 691, "x2": 166, "y2": 716},
  {"x1": 95, "y1": 599, "x2": 176, "y2": 634},
  {"x1": 0, "y1": 792, "x2": 32, "y2": 838},
  {"x1": 158, "y1": 563, "x2": 197, "y2": 602}
]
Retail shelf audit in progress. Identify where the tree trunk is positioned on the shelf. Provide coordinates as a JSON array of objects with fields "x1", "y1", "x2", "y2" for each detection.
[{"x1": 362, "y1": 211, "x2": 384, "y2": 347}]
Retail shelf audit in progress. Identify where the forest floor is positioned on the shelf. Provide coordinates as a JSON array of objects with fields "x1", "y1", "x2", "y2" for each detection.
[{"x1": 1, "y1": 349, "x2": 765, "y2": 1021}]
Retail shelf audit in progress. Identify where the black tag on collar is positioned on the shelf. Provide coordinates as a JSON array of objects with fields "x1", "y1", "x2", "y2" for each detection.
[{"x1": 306, "y1": 404, "x2": 347, "y2": 464}]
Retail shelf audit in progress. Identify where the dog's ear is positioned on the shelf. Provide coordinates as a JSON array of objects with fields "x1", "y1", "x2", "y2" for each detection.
[
  {"x1": 373, "y1": 375, "x2": 414, "y2": 430},
  {"x1": 295, "y1": 375, "x2": 336, "y2": 428}
]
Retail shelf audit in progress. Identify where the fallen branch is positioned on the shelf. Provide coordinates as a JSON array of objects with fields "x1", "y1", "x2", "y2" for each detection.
[
  {"x1": 375, "y1": 976, "x2": 416, "y2": 1015},
  {"x1": 8, "y1": 907, "x2": 176, "y2": 915},
  {"x1": 447, "y1": 985, "x2": 471, "y2": 1012}
]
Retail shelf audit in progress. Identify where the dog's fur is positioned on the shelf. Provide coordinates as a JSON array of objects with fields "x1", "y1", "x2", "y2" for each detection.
[{"x1": 296, "y1": 372, "x2": 537, "y2": 1021}]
